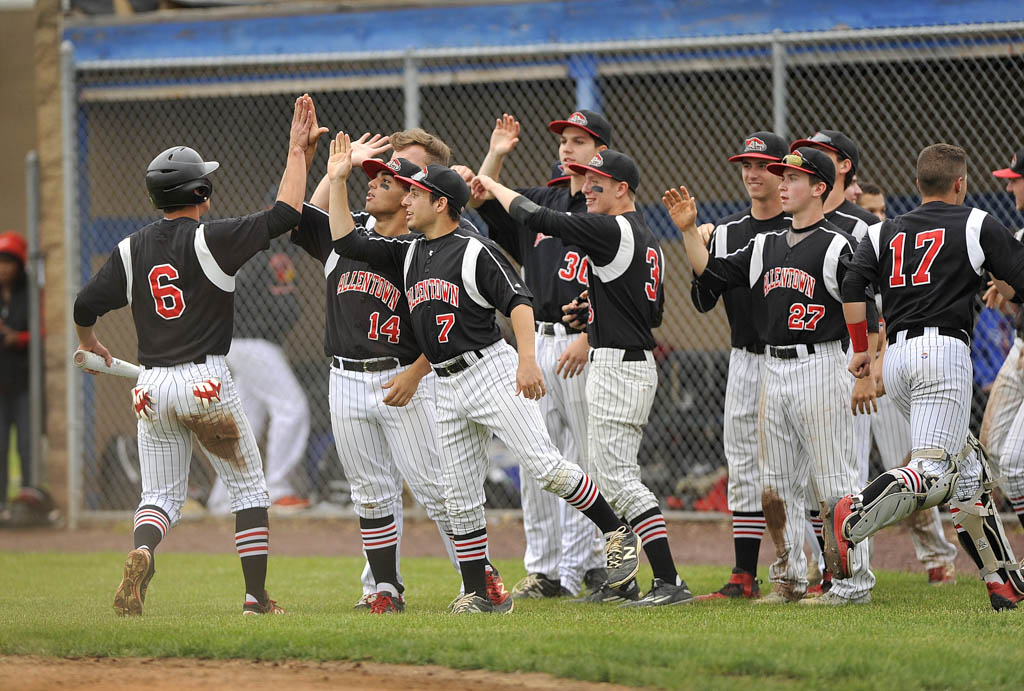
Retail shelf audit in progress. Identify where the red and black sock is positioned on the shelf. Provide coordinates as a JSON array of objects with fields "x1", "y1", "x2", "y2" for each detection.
[
  {"x1": 360, "y1": 515, "x2": 399, "y2": 594},
  {"x1": 808, "y1": 510, "x2": 825, "y2": 553},
  {"x1": 452, "y1": 528, "x2": 489, "y2": 597},
  {"x1": 732, "y1": 510, "x2": 764, "y2": 575},
  {"x1": 561, "y1": 474, "x2": 623, "y2": 533},
  {"x1": 630, "y1": 508, "x2": 677, "y2": 583},
  {"x1": 1008, "y1": 494, "x2": 1024, "y2": 530},
  {"x1": 133, "y1": 504, "x2": 169, "y2": 553},
  {"x1": 235, "y1": 507, "x2": 269, "y2": 604}
]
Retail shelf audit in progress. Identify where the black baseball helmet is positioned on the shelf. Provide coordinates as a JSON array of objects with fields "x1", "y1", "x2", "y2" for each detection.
[{"x1": 145, "y1": 146, "x2": 220, "y2": 210}]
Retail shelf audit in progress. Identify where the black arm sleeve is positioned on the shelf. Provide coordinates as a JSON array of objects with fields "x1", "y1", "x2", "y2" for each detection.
[
  {"x1": 476, "y1": 200, "x2": 524, "y2": 263},
  {"x1": 841, "y1": 237, "x2": 879, "y2": 303},
  {"x1": 204, "y1": 201, "x2": 301, "y2": 275},
  {"x1": 689, "y1": 227, "x2": 721, "y2": 312},
  {"x1": 332, "y1": 228, "x2": 410, "y2": 274},
  {"x1": 837, "y1": 253, "x2": 879, "y2": 331},
  {"x1": 290, "y1": 202, "x2": 337, "y2": 264},
  {"x1": 475, "y1": 240, "x2": 534, "y2": 317},
  {"x1": 980, "y1": 214, "x2": 1024, "y2": 298},
  {"x1": 509, "y1": 196, "x2": 622, "y2": 266},
  {"x1": 74, "y1": 249, "x2": 128, "y2": 326},
  {"x1": 694, "y1": 238, "x2": 755, "y2": 298}
]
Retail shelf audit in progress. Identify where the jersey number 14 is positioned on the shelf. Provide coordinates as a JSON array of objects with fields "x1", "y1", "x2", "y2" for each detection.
[{"x1": 889, "y1": 229, "x2": 945, "y2": 288}]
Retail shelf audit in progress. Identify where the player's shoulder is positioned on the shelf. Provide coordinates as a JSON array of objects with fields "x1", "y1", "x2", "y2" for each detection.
[
  {"x1": 713, "y1": 208, "x2": 752, "y2": 228},
  {"x1": 838, "y1": 200, "x2": 880, "y2": 225},
  {"x1": 818, "y1": 219, "x2": 856, "y2": 247}
]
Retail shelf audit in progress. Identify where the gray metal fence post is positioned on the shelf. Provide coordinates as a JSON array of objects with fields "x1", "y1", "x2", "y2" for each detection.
[
  {"x1": 772, "y1": 29, "x2": 787, "y2": 141},
  {"x1": 25, "y1": 150, "x2": 44, "y2": 488},
  {"x1": 404, "y1": 52, "x2": 420, "y2": 130}
]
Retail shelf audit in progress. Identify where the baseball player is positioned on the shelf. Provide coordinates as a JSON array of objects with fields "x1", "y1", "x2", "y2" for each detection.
[
  {"x1": 309, "y1": 126, "x2": 514, "y2": 609},
  {"x1": 688, "y1": 131, "x2": 790, "y2": 601},
  {"x1": 979, "y1": 145, "x2": 1024, "y2": 531},
  {"x1": 293, "y1": 155, "x2": 467, "y2": 614},
  {"x1": 74, "y1": 95, "x2": 316, "y2": 616},
  {"x1": 327, "y1": 134, "x2": 640, "y2": 614},
  {"x1": 460, "y1": 110, "x2": 613, "y2": 600},
  {"x1": 669, "y1": 147, "x2": 876, "y2": 605},
  {"x1": 826, "y1": 143, "x2": 1024, "y2": 611},
  {"x1": 478, "y1": 150, "x2": 698, "y2": 608},
  {"x1": 857, "y1": 183, "x2": 886, "y2": 221}
]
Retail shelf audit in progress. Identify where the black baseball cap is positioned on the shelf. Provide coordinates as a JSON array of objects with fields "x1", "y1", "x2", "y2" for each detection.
[
  {"x1": 395, "y1": 164, "x2": 471, "y2": 212},
  {"x1": 362, "y1": 156, "x2": 421, "y2": 181},
  {"x1": 567, "y1": 150, "x2": 639, "y2": 191},
  {"x1": 728, "y1": 131, "x2": 788, "y2": 163},
  {"x1": 547, "y1": 160, "x2": 570, "y2": 187},
  {"x1": 767, "y1": 147, "x2": 836, "y2": 192},
  {"x1": 790, "y1": 130, "x2": 859, "y2": 177},
  {"x1": 548, "y1": 109, "x2": 612, "y2": 147},
  {"x1": 992, "y1": 146, "x2": 1024, "y2": 179}
]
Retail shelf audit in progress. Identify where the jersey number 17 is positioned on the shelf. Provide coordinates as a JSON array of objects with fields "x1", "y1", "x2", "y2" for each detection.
[{"x1": 888, "y1": 229, "x2": 945, "y2": 288}]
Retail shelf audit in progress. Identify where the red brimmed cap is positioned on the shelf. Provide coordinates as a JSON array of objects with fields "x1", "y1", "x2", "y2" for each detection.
[
  {"x1": 728, "y1": 131, "x2": 788, "y2": 163},
  {"x1": 993, "y1": 147, "x2": 1024, "y2": 179},
  {"x1": 567, "y1": 150, "x2": 639, "y2": 191},
  {"x1": 361, "y1": 157, "x2": 421, "y2": 181},
  {"x1": 395, "y1": 164, "x2": 471, "y2": 212},
  {"x1": 546, "y1": 160, "x2": 570, "y2": 187},
  {"x1": 766, "y1": 147, "x2": 836, "y2": 191},
  {"x1": 548, "y1": 109, "x2": 612, "y2": 147},
  {"x1": 790, "y1": 130, "x2": 859, "y2": 177}
]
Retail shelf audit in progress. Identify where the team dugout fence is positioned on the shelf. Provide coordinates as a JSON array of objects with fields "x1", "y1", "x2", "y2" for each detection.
[{"x1": 62, "y1": 22, "x2": 1024, "y2": 525}]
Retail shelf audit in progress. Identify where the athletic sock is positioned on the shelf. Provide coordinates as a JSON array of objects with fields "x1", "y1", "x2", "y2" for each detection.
[
  {"x1": 858, "y1": 467, "x2": 923, "y2": 506},
  {"x1": 560, "y1": 473, "x2": 623, "y2": 533},
  {"x1": 235, "y1": 507, "x2": 269, "y2": 604},
  {"x1": 808, "y1": 510, "x2": 826, "y2": 553},
  {"x1": 630, "y1": 508, "x2": 677, "y2": 583},
  {"x1": 133, "y1": 504, "x2": 169, "y2": 552},
  {"x1": 359, "y1": 515, "x2": 400, "y2": 594},
  {"x1": 452, "y1": 528, "x2": 489, "y2": 597},
  {"x1": 1009, "y1": 494, "x2": 1024, "y2": 530},
  {"x1": 731, "y1": 511, "x2": 764, "y2": 575}
]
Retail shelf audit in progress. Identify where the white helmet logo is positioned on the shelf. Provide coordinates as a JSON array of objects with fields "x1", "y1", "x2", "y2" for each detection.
[{"x1": 568, "y1": 111, "x2": 588, "y2": 126}]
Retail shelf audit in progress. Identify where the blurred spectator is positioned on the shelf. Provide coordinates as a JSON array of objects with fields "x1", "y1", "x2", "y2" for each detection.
[
  {"x1": 206, "y1": 243, "x2": 311, "y2": 513},
  {"x1": 858, "y1": 182, "x2": 886, "y2": 220},
  {"x1": 0, "y1": 231, "x2": 31, "y2": 514}
]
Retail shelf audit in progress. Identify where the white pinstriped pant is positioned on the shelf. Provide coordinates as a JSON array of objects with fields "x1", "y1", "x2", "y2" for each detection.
[
  {"x1": 435, "y1": 340, "x2": 586, "y2": 536},
  {"x1": 981, "y1": 337, "x2": 1024, "y2": 511},
  {"x1": 585, "y1": 348, "x2": 660, "y2": 523},
  {"x1": 327, "y1": 363, "x2": 460, "y2": 595},
  {"x1": 724, "y1": 348, "x2": 764, "y2": 512},
  {"x1": 882, "y1": 329, "x2": 982, "y2": 501},
  {"x1": 854, "y1": 392, "x2": 957, "y2": 569},
  {"x1": 136, "y1": 356, "x2": 268, "y2": 525},
  {"x1": 519, "y1": 327, "x2": 603, "y2": 592},
  {"x1": 759, "y1": 341, "x2": 874, "y2": 597}
]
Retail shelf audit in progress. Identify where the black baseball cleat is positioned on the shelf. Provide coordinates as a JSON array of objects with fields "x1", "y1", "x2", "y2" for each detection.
[
  {"x1": 604, "y1": 526, "x2": 640, "y2": 588},
  {"x1": 448, "y1": 593, "x2": 513, "y2": 615},
  {"x1": 113, "y1": 548, "x2": 153, "y2": 616},
  {"x1": 621, "y1": 578, "x2": 695, "y2": 607},
  {"x1": 988, "y1": 581, "x2": 1024, "y2": 611},
  {"x1": 582, "y1": 567, "x2": 608, "y2": 595},
  {"x1": 511, "y1": 573, "x2": 567, "y2": 599},
  {"x1": 572, "y1": 578, "x2": 640, "y2": 604}
]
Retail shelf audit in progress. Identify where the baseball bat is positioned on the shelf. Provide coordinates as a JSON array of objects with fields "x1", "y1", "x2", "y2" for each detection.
[{"x1": 73, "y1": 349, "x2": 141, "y2": 379}]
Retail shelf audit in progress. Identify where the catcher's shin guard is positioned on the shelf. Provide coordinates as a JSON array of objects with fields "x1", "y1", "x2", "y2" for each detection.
[
  {"x1": 951, "y1": 441, "x2": 1024, "y2": 595},
  {"x1": 845, "y1": 448, "x2": 958, "y2": 544}
]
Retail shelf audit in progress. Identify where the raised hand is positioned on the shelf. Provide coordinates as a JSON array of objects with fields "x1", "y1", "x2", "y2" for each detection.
[
  {"x1": 350, "y1": 133, "x2": 391, "y2": 167},
  {"x1": 327, "y1": 131, "x2": 353, "y2": 182},
  {"x1": 662, "y1": 186, "x2": 698, "y2": 232},
  {"x1": 306, "y1": 96, "x2": 329, "y2": 150},
  {"x1": 451, "y1": 164, "x2": 476, "y2": 184},
  {"x1": 289, "y1": 94, "x2": 314, "y2": 151},
  {"x1": 489, "y1": 114, "x2": 520, "y2": 156}
]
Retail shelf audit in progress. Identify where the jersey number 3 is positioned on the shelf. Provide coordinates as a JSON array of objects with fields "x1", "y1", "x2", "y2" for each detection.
[
  {"x1": 149, "y1": 264, "x2": 185, "y2": 320},
  {"x1": 889, "y1": 229, "x2": 945, "y2": 288},
  {"x1": 645, "y1": 248, "x2": 661, "y2": 301}
]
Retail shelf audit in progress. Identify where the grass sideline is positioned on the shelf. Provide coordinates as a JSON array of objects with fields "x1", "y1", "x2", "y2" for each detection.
[{"x1": 3, "y1": 553, "x2": 1023, "y2": 689}]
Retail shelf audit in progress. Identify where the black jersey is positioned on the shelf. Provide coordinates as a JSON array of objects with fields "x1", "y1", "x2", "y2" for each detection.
[
  {"x1": 292, "y1": 203, "x2": 421, "y2": 364},
  {"x1": 74, "y1": 202, "x2": 300, "y2": 367},
  {"x1": 477, "y1": 185, "x2": 588, "y2": 327},
  {"x1": 332, "y1": 221, "x2": 533, "y2": 364},
  {"x1": 696, "y1": 219, "x2": 857, "y2": 347},
  {"x1": 827, "y1": 199, "x2": 879, "y2": 242},
  {"x1": 509, "y1": 200, "x2": 664, "y2": 351},
  {"x1": 843, "y1": 202, "x2": 1024, "y2": 336},
  {"x1": 691, "y1": 209, "x2": 790, "y2": 348}
]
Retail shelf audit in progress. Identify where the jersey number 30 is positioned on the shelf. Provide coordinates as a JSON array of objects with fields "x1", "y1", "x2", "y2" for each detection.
[
  {"x1": 645, "y1": 248, "x2": 661, "y2": 301},
  {"x1": 149, "y1": 264, "x2": 185, "y2": 320},
  {"x1": 889, "y1": 229, "x2": 945, "y2": 288}
]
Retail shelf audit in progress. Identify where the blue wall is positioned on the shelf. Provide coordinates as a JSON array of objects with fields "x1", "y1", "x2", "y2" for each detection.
[{"x1": 65, "y1": 0, "x2": 1024, "y2": 63}]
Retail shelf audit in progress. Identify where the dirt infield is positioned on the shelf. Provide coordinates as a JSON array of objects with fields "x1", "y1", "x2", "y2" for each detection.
[
  {"x1": 2, "y1": 515, "x2": 1020, "y2": 574},
  {"x1": 0, "y1": 656, "x2": 632, "y2": 691}
]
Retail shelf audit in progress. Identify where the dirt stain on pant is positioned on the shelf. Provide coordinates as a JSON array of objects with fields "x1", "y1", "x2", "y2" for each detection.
[
  {"x1": 180, "y1": 410, "x2": 246, "y2": 468},
  {"x1": 761, "y1": 487, "x2": 788, "y2": 560}
]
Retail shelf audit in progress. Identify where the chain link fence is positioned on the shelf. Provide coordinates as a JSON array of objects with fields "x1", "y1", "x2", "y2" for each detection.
[{"x1": 66, "y1": 23, "x2": 1024, "y2": 521}]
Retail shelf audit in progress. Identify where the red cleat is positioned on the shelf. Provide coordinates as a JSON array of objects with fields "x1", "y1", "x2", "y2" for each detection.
[
  {"x1": 927, "y1": 564, "x2": 955, "y2": 586},
  {"x1": 805, "y1": 571, "x2": 833, "y2": 599},
  {"x1": 484, "y1": 565, "x2": 513, "y2": 613},
  {"x1": 695, "y1": 568, "x2": 760, "y2": 601},
  {"x1": 822, "y1": 496, "x2": 855, "y2": 579},
  {"x1": 988, "y1": 581, "x2": 1024, "y2": 611}
]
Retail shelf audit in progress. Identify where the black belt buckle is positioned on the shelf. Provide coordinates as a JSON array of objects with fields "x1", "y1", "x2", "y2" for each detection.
[
  {"x1": 336, "y1": 356, "x2": 399, "y2": 372},
  {"x1": 433, "y1": 350, "x2": 484, "y2": 377},
  {"x1": 768, "y1": 343, "x2": 815, "y2": 359},
  {"x1": 892, "y1": 327, "x2": 969, "y2": 347}
]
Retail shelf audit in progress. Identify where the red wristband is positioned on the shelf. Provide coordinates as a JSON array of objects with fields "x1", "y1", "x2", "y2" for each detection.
[{"x1": 847, "y1": 320, "x2": 869, "y2": 353}]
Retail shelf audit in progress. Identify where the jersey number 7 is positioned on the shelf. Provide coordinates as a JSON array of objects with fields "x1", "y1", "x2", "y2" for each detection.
[{"x1": 889, "y1": 229, "x2": 945, "y2": 288}]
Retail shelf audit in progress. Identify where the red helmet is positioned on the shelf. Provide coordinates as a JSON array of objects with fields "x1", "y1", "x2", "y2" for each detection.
[{"x1": 0, "y1": 231, "x2": 27, "y2": 265}]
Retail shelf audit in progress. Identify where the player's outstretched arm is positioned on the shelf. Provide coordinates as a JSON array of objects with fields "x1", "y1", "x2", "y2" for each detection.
[
  {"x1": 310, "y1": 133, "x2": 391, "y2": 211},
  {"x1": 276, "y1": 94, "x2": 314, "y2": 212},
  {"x1": 473, "y1": 174, "x2": 520, "y2": 213},
  {"x1": 509, "y1": 303, "x2": 546, "y2": 400},
  {"x1": 663, "y1": 186, "x2": 707, "y2": 275},
  {"x1": 327, "y1": 132, "x2": 356, "y2": 241},
  {"x1": 469, "y1": 114, "x2": 520, "y2": 209}
]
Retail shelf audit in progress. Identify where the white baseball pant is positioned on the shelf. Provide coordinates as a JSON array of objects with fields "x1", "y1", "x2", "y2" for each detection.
[
  {"x1": 519, "y1": 324, "x2": 603, "y2": 594},
  {"x1": 207, "y1": 338, "x2": 309, "y2": 513},
  {"x1": 759, "y1": 341, "x2": 875, "y2": 599},
  {"x1": 724, "y1": 347, "x2": 764, "y2": 512},
  {"x1": 585, "y1": 348, "x2": 660, "y2": 523},
  {"x1": 980, "y1": 337, "x2": 1024, "y2": 520},
  {"x1": 135, "y1": 356, "x2": 268, "y2": 525}
]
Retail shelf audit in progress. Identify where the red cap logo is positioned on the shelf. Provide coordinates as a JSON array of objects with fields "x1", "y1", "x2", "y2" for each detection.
[
  {"x1": 589, "y1": 153, "x2": 603, "y2": 167},
  {"x1": 568, "y1": 111, "x2": 588, "y2": 126},
  {"x1": 386, "y1": 159, "x2": 401, "y2": 172},
  {"x1": 744, "y1": 137, "x2": 767, "y2": 152},
  {"x1": 1013, "y1": 154, "x2": 1019, "y2": 167}
]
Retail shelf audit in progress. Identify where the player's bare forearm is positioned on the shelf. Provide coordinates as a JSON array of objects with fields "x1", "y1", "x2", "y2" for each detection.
[
  {"x1": 74, "y1": 323, "x2": 112, "y2": 367},
  {"x1": 868, "y1": 331, "x2": 879, "y2": 358},
  {"x1": 276, "y1": 147, "x2": 309, "y2": 212},
  {"x1": 469, "y1": 151, "x2": 507, "y2": 209},
  {"x1": 509, "y1": 303, "x2": 538, "y2": 363},
  {"x1": 843, "y1": 301, "x2": 867, "y2": 324},
  {"x1": 310, "y1": 173, "x2": 330, "y2": 209},
  {"x1": 328, "y1": 177, "x2": 355, "y2": 241},
  {"x1": 681, "y1": 226, "x2": 710, "y2": 276},
  {"x1": 475, "y1": 175, "x2": 519, "y2": 213}
]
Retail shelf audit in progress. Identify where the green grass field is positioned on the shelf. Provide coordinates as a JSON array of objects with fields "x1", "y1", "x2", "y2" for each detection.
[{"x1": 3, "y1": 552, "x2": 1023, "y2": 689}]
